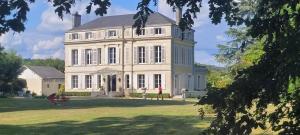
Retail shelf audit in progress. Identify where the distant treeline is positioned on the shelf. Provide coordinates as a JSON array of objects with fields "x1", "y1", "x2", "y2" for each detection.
[{"x1": 23, "y1": 58, "x2": 65, "y2": 73}]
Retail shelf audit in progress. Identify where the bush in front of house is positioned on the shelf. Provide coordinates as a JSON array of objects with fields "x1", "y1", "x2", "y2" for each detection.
[
  {"x1": 64, "y1": 92, "x2": 91, "y2": 96},
  {"x1": 129, "y1": 93, "x2": 171, "y2": 98}
]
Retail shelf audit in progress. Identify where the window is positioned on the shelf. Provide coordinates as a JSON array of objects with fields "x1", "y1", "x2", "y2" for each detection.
[
  {"x1": 86, "y1": 49, "x2": 92, "y2": 65},
  {"x1": 85, "y1": 32, "x2": 92, "y2": 39},
  {"x1": 154, "y1": 28, "x2": 162, "y2": 34},
  {"x1": 139, "y1": 29, "x2": 146, "y2": 35},
  {"x1": 98, "y1": 75, "x2": 101, "y2": 89},
  {"x1": 138, "y1": 47, "x2": 145, "y2": 63},
  {"x1": 85, "y1": 75, "x2": 92, "y2": 89},
  {"x1": 108, "y1": 30, "x2": 117, "y2": 37},
  {"x1": 71, "y1": 49, "x2": 78, "y2": 65},
  {"x1": 58, "y1": 84, "x2": 62, "y2": 89},
  {"x1": 72, "y1": 33, "x2": 79, "y2": 40},
  {"x1": 138, "y1": 74, "x2": 145, "y2": 88},
  {"x1": 154, "y1": 74, "x2": 161, "y2": 88},
  {"x1": 154, "y1": 46, "x2": 162, "y2": 63},
  {"x1": 174, "y1": 47, "x2": 178, "y2": 64},
  {"x1": 98, "y1": 48, "x2": 101, "y2": 64},
  {"x1": 108, "y1": 47, "x2": 116, "y2": 64},
  {"x1": 47, "y1": 84, "x2": 50, "y2": 88},
  {"x1": 125, "y1": 75, "x2": 130, "y2": 89},
  {"x1": 71, "y1": 75, "x2": 78, "y2": 89}
]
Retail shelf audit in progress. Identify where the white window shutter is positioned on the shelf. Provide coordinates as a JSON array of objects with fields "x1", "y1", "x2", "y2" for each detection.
[
  {"x1": 133, "y1": 73, "x2": 137, "y2": 90},
  {"x1": 81, "y1": 49, "x2": 85, "y2": 65},
  {"x1": 151, "y1": 28, "x2": 154, "y2": 35},
  {"x1": 92, "y1": 49, "x2": 97, "y2": 64},
  {"x1": 92, "y1": 32, "x2": 96, "y2": 39},
  {"x1": 150, "y1": 46, "x2": 154, "y2": 64},
  {"x1": 125, "y1": 47, "x2": 130, "y2": 64},
  {"x1": 161, "y1": 46, "x2": 165, "y2": 63},
  {"x1": 161, "y1": 74, "x2": 166, "y2": 90},
  {"x1": 144, "y1": 74, "x2": 149, "y2": 89},
  {"x1": 116, "y1": 47, "x2": 120, "y2": 64},
  {"x1": 105, "y1": 30, "x2": 108, "y2": 38},
  {"x1": 161, "y1": 28, "x2": 166, "y2": 35},
  {"x1": 149, "y1": 74, "x2": 154, "y2": 90},
  {"x1": 145, "y1": 46, "x2": 149, "y2": 63},
  {"x1": 134, "y1": 47, "x2": 138, "y2": 64},
  {"x1": 78, "y1": 33, "x2": 82, "y2": 40},
  {"x1": 65, "y1": 49, "x2": 70, "y2": 66},
  {"x1": 68, "y1": 34, "x2": 72, "y2": 40}
]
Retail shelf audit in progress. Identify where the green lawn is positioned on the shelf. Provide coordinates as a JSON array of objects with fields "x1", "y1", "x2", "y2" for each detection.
[{"x1": 0, "y1": 98, "x2": 213, "y2": 135}]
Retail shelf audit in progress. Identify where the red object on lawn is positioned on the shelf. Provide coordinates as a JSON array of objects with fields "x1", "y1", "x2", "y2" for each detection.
[{"x1": 47, "y1": 93, "x2": 69, "y2": 105}]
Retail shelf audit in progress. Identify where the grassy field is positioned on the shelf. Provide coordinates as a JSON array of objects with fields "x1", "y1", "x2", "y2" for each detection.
[{"x1": 0, "y1": 98, "x2": 213, "y2": 135}]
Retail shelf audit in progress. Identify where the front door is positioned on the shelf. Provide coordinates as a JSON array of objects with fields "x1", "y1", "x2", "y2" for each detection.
[{"x1": 107, "y1": 75, "x2": 117, "y2": 92}]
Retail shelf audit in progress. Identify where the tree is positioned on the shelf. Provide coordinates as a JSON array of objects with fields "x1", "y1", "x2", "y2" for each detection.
[
  {"x1": 0, "y1": 47, "x2": 23, "y2": 95},
  {"x1": 23, "y1": 58, "x2": 65, "y2": 72},
  {"x1": 199, "y1": 0, "x2": 300, "y2": 134}
]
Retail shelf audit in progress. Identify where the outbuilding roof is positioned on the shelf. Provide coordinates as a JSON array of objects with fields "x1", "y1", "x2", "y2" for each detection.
[
  {"x1": 26, "y1": 66, "x2": 64, "y2": 79},
  {"x1": 69, "y1": 12, "x2": 176, "y2": 31}
]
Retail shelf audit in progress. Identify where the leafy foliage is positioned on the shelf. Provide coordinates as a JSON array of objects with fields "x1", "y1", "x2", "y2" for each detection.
[
  {"x1": 23, "y1": 58, "x2": 65, "y2": 72},
  {"x1": 0, "y1": 47, "x2": 23, "y2": 95},
  {"x1": 199, "y1": 0, "x2": 300, "y2": 134}
]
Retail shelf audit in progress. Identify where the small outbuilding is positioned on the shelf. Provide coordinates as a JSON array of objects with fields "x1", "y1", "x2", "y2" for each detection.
[{"x1": 18, "y1": 66, "x2": 64, "y2": 96}]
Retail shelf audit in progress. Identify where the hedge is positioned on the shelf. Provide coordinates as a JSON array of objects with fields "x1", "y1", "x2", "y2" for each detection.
[
  {"x1": 129, "y1": 93, "x2": 171, "y2": 98},
  {"x1": 64, "y1": 92, "x2": 91, "y2": 96}
]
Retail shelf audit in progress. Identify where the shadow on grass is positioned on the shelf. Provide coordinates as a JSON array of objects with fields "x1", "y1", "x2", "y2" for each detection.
[
  {"x1": 0, "y1": 98, "x2": 195, "y2": 113},
  {"x1": 0, "y1": 115, "x2": 213, "y2": 135}
]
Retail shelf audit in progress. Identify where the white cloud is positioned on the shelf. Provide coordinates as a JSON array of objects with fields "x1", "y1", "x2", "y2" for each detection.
[
  {"x1": 0, "y1": 32, "x2": 23, "y2": 48},
  {"x1": 37, "y1": 7, "x2": 72, "y2": 32},
  {"x1": 33, "y1": 37, "x2": 63, "y2": 52},
  {"x1": 194, "y1": 50, "x2": 224, "y2": 67}
]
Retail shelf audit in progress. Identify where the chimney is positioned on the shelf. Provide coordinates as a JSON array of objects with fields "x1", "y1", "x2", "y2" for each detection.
[
  {"x1": 176, "y1": 6, "x2": 182, "y2": 25},
  {"x1": 72, "y1": 12, "x2": 81, "y2": 28}
]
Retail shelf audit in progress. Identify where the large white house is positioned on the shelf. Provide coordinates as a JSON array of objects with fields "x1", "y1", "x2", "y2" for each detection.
[{"x1": 64, "y1": 10, "x2": 207, "y2": 97}]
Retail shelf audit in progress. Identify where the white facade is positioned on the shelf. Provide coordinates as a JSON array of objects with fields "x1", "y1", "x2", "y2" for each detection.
[{"x1": 64, "y1": 14, "x2": 207, "y2": 97}]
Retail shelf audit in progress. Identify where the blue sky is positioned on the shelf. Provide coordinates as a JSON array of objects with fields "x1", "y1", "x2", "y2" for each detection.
[{"x1": 0, "y1": 0, "x2": 229, "y2": 66}]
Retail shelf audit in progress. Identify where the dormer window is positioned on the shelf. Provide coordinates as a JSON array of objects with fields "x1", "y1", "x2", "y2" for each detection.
[
  {"x1": 72, "y1": 33, "x2": 79, "y2": 40},
  {"x1": 85, "y1": 32, "x2": 92, "y2": 39},
  {"x1": 108, "y1": 30, "x2": 117, "y2": 37},
  {"x1": 140, "y1": 29, "x2": 146, "y2": 35},
  {"x1": 154, "y1": 28, "x2": 162, "y2": 35}
]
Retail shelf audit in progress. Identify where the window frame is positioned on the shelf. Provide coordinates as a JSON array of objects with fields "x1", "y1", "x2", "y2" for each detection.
[
  {"x1": 85, "y1": 32, "x2": 93, "y2": 39},
  {"x1": 85, "y1": 75, "x2": 92, "y2": 89},
  {"x1": 138, "y1": 46, "x2": 145, "y2": 64},
  {"x1": 72, "y1": 33, "x2": 79, "y2": 40},
  {"x1": 154, "y1": 28, "x2": 162, "y2": 35},
  {"x1": 125, "y1": 74, "x2": 130, "y2": 89},
  {"x1": 85, "y1": 49, "x2": 92, "y2": 65},
  {"x1": 154, "y1": 74, "x2": 161, "y2": 88},
  {"x1": 71, "y1": 75, "x2": 78, "y2": 89},
  {"x1": 108, "y1": 47, "x2": 116, "y2": 64},
  {"x1": 71, "y1": 49, "x2": 78, "y2": 65},
  {"x1": 108, "y1": 30, "x2": 117, "y2": 37},
  {"x1": 138, "y1": 74, "x2": 145, "y2": 88},
  {"x1": 154, "y1": 46, "x2": 162, "y2": 63}
]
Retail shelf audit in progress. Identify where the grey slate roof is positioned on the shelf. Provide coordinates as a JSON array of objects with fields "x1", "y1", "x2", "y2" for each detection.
[
  {"x1": 26, "y1": 66, "x2": 64, "y2": 79},
  {"x1": 69, "y1": 12, "x2": 176, "y2": 31}
]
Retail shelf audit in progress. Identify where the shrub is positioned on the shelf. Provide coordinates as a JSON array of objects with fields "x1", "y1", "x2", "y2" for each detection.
[
  {"x1": 129, "y1": 93, "x2": 171, "y2": 98},
  {"x1": 31, "y1": 92, "x2": 37, "y2": 97},
  {"x1": 64, "y1": 92, "x2": 91, "y2": 96}
]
